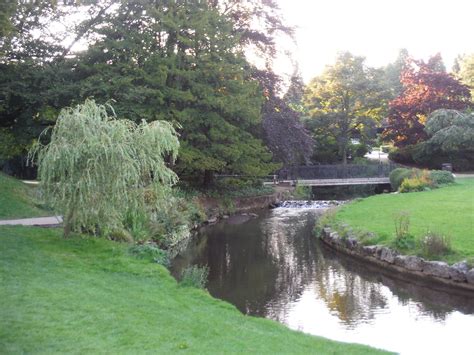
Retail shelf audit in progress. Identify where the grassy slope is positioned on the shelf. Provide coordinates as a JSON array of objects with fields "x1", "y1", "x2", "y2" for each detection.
[
  {"x1": 0, "y1": 227, "x2": 387, "y2": 354},
  {"x1": 335, "y1": 178, "x2": 474, "y2": 263},
  {"x1": 0, "y1": 173, "x2": 49, "y2": 219}
]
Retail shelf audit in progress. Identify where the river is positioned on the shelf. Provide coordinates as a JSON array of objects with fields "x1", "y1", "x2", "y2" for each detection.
[{"x1": 172, "y1": 204, "x2": 474, "y2": 354}]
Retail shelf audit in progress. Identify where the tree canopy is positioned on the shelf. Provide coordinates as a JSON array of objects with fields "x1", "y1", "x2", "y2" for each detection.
[
  {"x1": 423, "y1": 109, "x2": 474, "y2": 153},
  {"x1": 303, "y1": 52, "x2": 388, "y2": 164},
  {"x1": 1, "y1": 0, "x2": 288, "y2": 183},
  {"x1": 29, "y1": 99, "x2": 180, "y2": 237},
  {"x1": 384, "y1": 54, "x2": 472, "y2": 147}
]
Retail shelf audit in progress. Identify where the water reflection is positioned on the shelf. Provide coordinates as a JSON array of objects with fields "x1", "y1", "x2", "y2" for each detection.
[{"x1": 172, "y1": 208, "x2": 474, "y2": 354}]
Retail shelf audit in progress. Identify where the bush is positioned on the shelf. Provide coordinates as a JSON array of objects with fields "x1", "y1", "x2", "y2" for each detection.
[
  {"x1": 380, "y1": 145, "x2": 392, "y2": 153},
  {"x1": 389, "y1": 168, "x2": 416, "y2": 190},
  {"x1": 388, "y1": 145, "x2": 418, "y2": 165},
  {"x1": 180, "y1": 265, "x2": 209, "y2": 288},
  {"x1": 393, "y1": 211, "x2": 415, "y2": 249},
  {"x1": 293, "y1": 185, "x2": 312, "y2": 200},
  {"x1": 399, "y1": 171, "x2": 433, "y2": 193},
  {"x1": 128, "y1": 244, "x2": 170, "y2": 266},
  {"x1": 390, "y1": 143, "x2": 474, "y2": 172},
  {"x1": 429, "y1": 170, "x2": 454, "y2": 186},
  {"x1": 421, "y1": 232, "x2": 452, "y2": 257}
]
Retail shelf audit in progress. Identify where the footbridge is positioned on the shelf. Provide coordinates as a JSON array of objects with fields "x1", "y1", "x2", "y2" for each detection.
[{"x1": 269, "y1": 163, "x2": 397, "y2": 187}]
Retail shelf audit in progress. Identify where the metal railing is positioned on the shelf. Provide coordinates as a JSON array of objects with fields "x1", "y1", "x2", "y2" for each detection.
[{"x1": 278, "y1": 163, "x2": 399, "y2": 180}]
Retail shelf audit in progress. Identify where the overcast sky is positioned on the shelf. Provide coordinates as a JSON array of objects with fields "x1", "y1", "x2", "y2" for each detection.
[{"x1": 274, "y1": 0, "x2": 474, "y2": 82}]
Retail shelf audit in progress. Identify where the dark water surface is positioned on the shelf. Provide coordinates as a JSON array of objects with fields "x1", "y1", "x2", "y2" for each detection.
[{"x1": 172, "y1": 207, "x2": 474, "y2": 354}]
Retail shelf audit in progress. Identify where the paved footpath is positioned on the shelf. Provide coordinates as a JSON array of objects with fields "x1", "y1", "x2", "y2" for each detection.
[{"x1": 0, "y1": 216, "x2": 63, "y2": 226}]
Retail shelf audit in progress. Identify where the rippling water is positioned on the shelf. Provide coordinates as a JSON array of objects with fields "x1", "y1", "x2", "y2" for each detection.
[{"x1": 172, "y1": 206, "x2": 474, "y2": 355}]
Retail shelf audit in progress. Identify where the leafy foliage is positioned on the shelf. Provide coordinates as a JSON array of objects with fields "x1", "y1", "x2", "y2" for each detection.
[
  {"x1": 389, "y1": 168, "x2": 416, "y2": 190},
  {"x1": 421, "y1": 232, "x2": 452, "y2": 258},
  {"x1": 423, "y1": 109, "x2": 474, "y2": 153},
  {"x1": 180, "y1": 265, "x2": 210, "y2": 289},
  {"x1": 393, "y1": 211, "x2": 415, "y2": 249},
  {"x1": 399, "y1": 173, "x2": 432, "y2": 193},
  {"x1": 304, "y1": 52, "x2": 388, "y2": 164},
  {"x1": 256, "y1": 69, "x2": 313, "y2": 167},
  {"x1": 384, "y1": 54, "x2": 472, "y2": 147},
  {"x1": 456, "y1": 53, "x2": 474, "y2": 97},
  {"x1": 2, "y1": 1, "x2": 287, "y2": 183},
  {"x1": 128, "y1": 244, "x2": 170, "y2": 267},
  {"x1": 29, "y1": 100, "x2": 179, "y2": 237}
]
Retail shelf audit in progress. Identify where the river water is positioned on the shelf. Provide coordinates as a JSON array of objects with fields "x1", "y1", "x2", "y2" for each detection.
[{"x1": 172, "y1": 204, "x2": 474, "y2": 354}]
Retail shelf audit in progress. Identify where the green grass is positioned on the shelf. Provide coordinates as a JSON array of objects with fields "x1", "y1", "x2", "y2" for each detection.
[
  {"x1": 335, "y1": 178, "x2": 474, "y2": 263},
  {"x1": 0, "y1": 226, "x2": 387, "y2": 354},
  {"x1": 0, "y1": 172, "x2": 49, "y2": 219}
]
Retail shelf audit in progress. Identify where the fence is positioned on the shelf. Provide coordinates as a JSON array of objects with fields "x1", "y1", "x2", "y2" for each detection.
[{"x1": 278, "y1": 163, "x2": 399, "y2": 180}]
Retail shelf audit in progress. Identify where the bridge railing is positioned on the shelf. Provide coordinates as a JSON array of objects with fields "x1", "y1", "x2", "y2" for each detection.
[{"x1": 278, "y1": 162, "x2": 399, "y2": 180}]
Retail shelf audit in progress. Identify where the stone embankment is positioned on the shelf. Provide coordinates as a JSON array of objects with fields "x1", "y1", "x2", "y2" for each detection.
[
  {"x1": 320, "y1": 227, "x2": 474, "y2": 293},
  {"x1": 201, "y1": 185, "x2": 294, "y2": 224}
]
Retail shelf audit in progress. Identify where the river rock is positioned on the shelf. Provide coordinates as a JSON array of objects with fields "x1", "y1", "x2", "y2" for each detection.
[
  {"x1": 344, "y1": 237, "x2": 358, "y2": 250},
  {"x1": 423, "y1": 261, "x2": 451, "y2": 279},
  {"x1": 362, "y1": 245, "x2": 379, "y2": 257},
  {"x1": 380, "y1": 247, "x2": 397, "y2": 264},
  {"x1": 452, "y1": 261, "x2": 470, "y2": 273},
  {"x1": 449, "y1": 261, "x2": 469, "y2": 282},
  {"x1": 394, "y1": 255, "x2": 424, "y2": 272},
  {"x1": 449, "y1": 268, "x2": 467, "y2": 282},
  {"x1": 207, "y1": 216, "x2": 218, "y2": 224},
  {"x1": 467, "y1": 269, "x2": 474, "y2": 284}
]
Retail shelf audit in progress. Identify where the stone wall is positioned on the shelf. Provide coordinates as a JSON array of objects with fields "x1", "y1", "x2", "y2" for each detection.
[{"x1": 320, "y1": 227, "x2": 474, "y2": 293}]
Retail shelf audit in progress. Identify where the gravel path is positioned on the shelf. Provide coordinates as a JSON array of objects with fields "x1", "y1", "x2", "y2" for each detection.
[{"x1": 0, "y1": 216, "x2": 63, "y2": 226}]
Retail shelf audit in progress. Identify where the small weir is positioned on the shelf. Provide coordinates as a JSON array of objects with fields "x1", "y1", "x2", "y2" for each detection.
[
  {"x1": 276, "y1": 200, "x2": 345, "y2": 209},
  {"x1": 172, "y1": 201, "x2": 474, "y2": 355}
]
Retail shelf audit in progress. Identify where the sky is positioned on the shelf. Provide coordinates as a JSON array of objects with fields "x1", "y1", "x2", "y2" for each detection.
[{"x1": 274, "y1": 0, "x2": 474, "y2": 83}]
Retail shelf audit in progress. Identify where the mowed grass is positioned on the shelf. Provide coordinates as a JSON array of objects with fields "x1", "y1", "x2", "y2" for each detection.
[
  {"x1": 0, "y1": 226, "x2": 387, "y2": 354},
  {"x1": 335, "y1": 178, "x2": 474, "y2": 263},
  {"x1": 0, "y1": 172, "x2": 49, "y2": 219}
]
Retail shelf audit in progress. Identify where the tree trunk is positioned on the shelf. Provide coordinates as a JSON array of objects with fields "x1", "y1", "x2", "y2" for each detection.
[
  {"x1": 63, "y1": 206, "x2": 75, "y2": 238},
  {"x1": 203, "y1": 170, "x2": 214, "y2": 187}
]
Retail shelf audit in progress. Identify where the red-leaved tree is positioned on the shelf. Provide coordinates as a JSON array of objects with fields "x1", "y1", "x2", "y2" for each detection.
[{"x1": 384, "y1": 54, "x2": 472, "y2": 147}]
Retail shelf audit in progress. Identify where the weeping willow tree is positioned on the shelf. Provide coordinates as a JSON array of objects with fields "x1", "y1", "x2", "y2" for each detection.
[{"x1": 29, "y1": 99, "x2": 180, "y2": 237}]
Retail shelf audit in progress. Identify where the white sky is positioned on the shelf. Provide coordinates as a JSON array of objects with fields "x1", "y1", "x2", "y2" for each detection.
[{"x1": 275, "y1": 0, "x2": 474, "y2": 83}]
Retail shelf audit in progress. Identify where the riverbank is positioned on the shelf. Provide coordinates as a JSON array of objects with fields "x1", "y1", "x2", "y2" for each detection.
[
  {"x1": 199, "y1": 184, "x2": 293, "y2": 223},
  {"x1": 316, "y1": 177, "x2": 474, "y2": 293},
  {"x1": 0, "y1": 226, "x2": 386, "y2": 354},
  {"x1": 331, "y1": 178, "x2": 474, "y2": 264},
  {"x1": 0, "y1": 173, "x2": 387, "y2": 353}
]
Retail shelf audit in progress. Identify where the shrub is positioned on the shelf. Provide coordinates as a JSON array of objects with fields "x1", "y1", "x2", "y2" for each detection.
[
  {"x1": 388, "y1": 145, "x2": 418, "y2": 165},
  {"x1": 389, "y1": 168, "x2": 416, "y2": 190},
  {"x1": 123, "y1": 208, "x2": 150, "y2": 242},
  {"x1": 421, "y1": 232, "x2": 452, "y2": 257},
  {"x1": 108, "y1": 228, "x2": 134, "y2": 243},
  {"x1": 180, "y1": 265, "x2": 209, "y2": 288},
  {"x1": 393, "y1": 211, "x2": 415, "y2": 249},
  {"x1": 399, "y1": 171, "x2": 433, "y2": 193},
  {"x1": 128, "y1": 244, "x2": 170, "y2": 266},
  {"x1": 429, "y1": 170, "x2": 454, "y2": 186},
  {"x1": 293, "y1": 185, "x2": 312, "y2": 200},
  {"x1": 380, "y1": 145, "x2": 392, "y2": 153}
]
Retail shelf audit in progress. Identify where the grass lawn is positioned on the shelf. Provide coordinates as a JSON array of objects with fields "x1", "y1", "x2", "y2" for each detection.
[
  {"x1": 0, "y1": 173, "x2": 50, "y2": 219},
  {"x1": 0, "y1": 226, "x2": 387, "y2": 354},
  {"x1": 335, "y1": 178, "x2": 474, "y2": 264}
]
